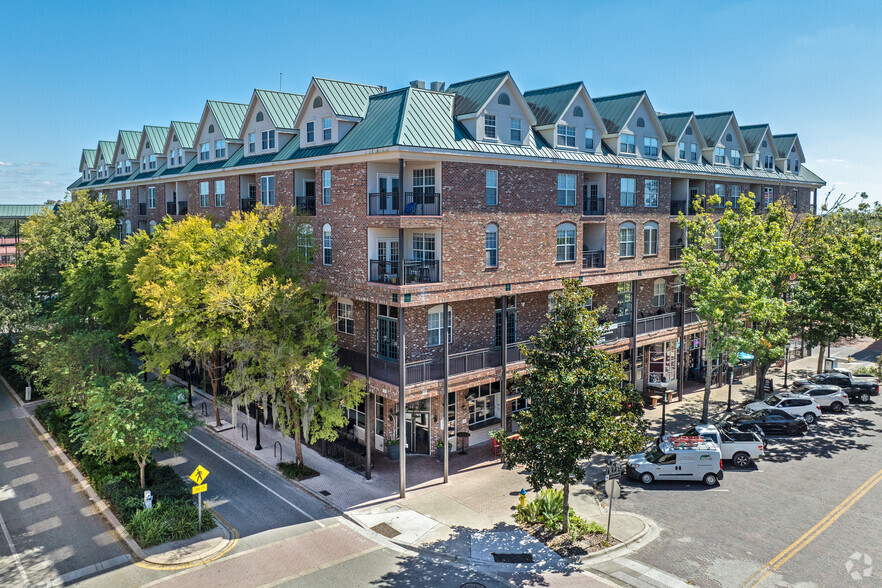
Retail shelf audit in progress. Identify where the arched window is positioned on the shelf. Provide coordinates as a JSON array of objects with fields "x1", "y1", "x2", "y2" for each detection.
[
  {"x1": 428, "y1": 304, "x2": 452, "y2": 346},
  {"x1": 124, "y1": 220, "x2": 132, "y2": 237},
  {"x1": 485, "y1": 223, "x2": 498, "y2": 268},
  {"x1": 336, "y1": 297, "x2": 354, "y2": 334},
  {"x1": 619, "y1": 222, "x2": 636, "y2": 258},
  {"x1": 714, "y1": 222, "x2": 723, "y2": 251},
  {"x1": 497, "y1": 93, "x2": 510, "y2": 105},
  {"x1": 148, "y1": 220, "x2": 156, "y2": 234},
  {"x1": 322, "y1": 224, "x2": 332, "y2": 265},
  {"x1": 685, "y1": 126, "x2": 692, "y2": 135},
  {"x1": 313, "y1": 96, "x2": 323, "y2": 108},
  {"x1": 208, "y1": 124, "x2": 215, "y2": 134},
  {"x1": 171, "y1": 134, "x2": 177, "y2": 143},
  {"x1": 298, "y1": 224, "x2": 314, "y2": 263},
  {"x1": 556, "y1": 223, "x2": 576, "y2": 262},
  {"x1": 256, "y1": 111, "x2": 264, "y2": 122},
  {"x1": 573, "y1": 106, "x2": 583, "y2": 118},
  {"x1": 726, "y1": 133, "x2": 733, "y2": 142},
  {"x1": 643, "y1": 221, "x2": 658, "y2": 256},
  {"x1": 636, "y1": 117, "x2": 645, "y2": 128},
  {"x1": 653, "y1": 279, "x2": 666, "y2": 307}
]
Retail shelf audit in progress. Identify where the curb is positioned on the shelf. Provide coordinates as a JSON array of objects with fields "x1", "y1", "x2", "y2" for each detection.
[{"x1": 575, "y1": 512, "x2": 656, "y2": 564}]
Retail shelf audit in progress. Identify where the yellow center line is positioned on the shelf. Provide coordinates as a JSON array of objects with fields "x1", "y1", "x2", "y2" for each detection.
[{"x1": 742, "y1": 468, "x2": 882, "y2": 588}]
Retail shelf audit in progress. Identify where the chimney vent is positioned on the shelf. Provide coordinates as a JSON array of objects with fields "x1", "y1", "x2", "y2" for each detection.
[
  {"x1": 430, "y1": 81, "x2": 445, "y2": 92},
  {"x1": 379, "y1": 85, "x2": 387, "y2": 93},
  {"x1": 409, "y1": 80, "x2": 426, "y2": 89}
]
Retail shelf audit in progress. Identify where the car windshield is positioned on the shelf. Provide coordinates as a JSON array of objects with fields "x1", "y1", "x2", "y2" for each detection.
[
  {"x1": 645, "y1": 447, "x2": 665, "y2": 464},
  {"x1": 766, "y1": 395, "x2": 784, "y2": 405}
]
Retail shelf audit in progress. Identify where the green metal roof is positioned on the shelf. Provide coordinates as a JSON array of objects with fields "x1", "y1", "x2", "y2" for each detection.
[
  {"x1": 313, "y1": 78, "x2": 382, "y2": 119},
  {"x1": 773, "y1": 134, "x2": 798, "y2": 158},
  {"x1": 740, "y1": 124, "x2": 771, "y2": 152},
  {"x1": 81, "y1": 148, "x2": 96, "y2": 169},
  {"x1": 97, "y1": 140, "x2": 117, "y2": 164},
  {"x1": 118, "y1": 130, "x2": 141, "y2": 160},
  {"x1": 658, "y1": 112, "x2": 694, "y2": 143},
  {"x1": 159, "y1": 158, "x2": 193, "y2": 177},
  {"x1": 67, "y1": 177, "x2": 84, "y2": 191},
  {"x1": 191, "y1": 146, "x2": 243, "y2": 172},
  {"x1": 523, "y1": 82, "x2": 582, "y2": 126},
  {"x1": 593, "y1": 91, "x2": 645, "y2": 134},
  {"x1": 695, "y1": 112, "x2": 734, "y2": 146},
  {"x1": 446, "y1": 72, "x2": 508, "y2": 117},
  {"x1": 206, "y1": 101, "x2": 248, "y2": 140},
  {"x1": 143, "y1": 125, "x2": 169, "y2": 153},
  {"x1": 0, "y1": 204, "x2": 48, "y2": 219},
  {"x1": 254, "y1": 89, "x2": 304, "y2": 130},
  {"x1": 170, "y1": 121, "x2": 199, "y2": 149}
]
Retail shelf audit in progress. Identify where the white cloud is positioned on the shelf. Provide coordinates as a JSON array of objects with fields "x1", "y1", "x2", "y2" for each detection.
[{"x1": 0, "y1": 161, "x2": 13, "y2": 167}]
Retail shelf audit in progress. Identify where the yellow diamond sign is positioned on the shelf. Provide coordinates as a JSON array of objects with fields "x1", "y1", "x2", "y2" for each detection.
[{"x1": 189, "y1": 465, "x2": 209, "y2": 485}]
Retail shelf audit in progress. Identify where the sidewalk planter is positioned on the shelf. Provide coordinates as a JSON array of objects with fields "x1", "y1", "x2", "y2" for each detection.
[
  {"x1": 387, "y1": 440, "x2": 400, "y2": 460},
  {"x1": 435, "y1": 441, "x2": 452, "y2": 461}
]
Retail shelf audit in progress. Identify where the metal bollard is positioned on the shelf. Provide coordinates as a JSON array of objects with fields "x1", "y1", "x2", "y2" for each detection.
[
  {"x1": 241, "y1": 423, "x2": 248, "y2": 441},
  {"x1": 274, "y1": 441, "x2": 282, "y2": 462}
]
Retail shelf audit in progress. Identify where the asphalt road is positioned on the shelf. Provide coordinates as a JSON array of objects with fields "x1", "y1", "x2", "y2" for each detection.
[
  {"x1": 0, "y1": 389, "x2": 126, "y2": 587},
  {"x1": 608, "y1": 398, "x2": 882, "y2": 587}
]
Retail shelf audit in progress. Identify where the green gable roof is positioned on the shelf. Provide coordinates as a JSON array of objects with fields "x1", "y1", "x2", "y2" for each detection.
[
  {"x1": 593, "y1": 91, "x2": 645, "y2": 134},
  {"x1": 118, "y1": 130, "x2": 141, "y2": 160},
  {"x1": 0, "y1": 204, "x2": 49, "y2": 219},
  {"x1": 523, "y1": 82, "x2": 582, "y2": 126},
  {"x1": 144, "y1": 125, "x2": 169, "y2": 153},
  {"x1": 207, "y1": 101, "x2": 248, "y2": 140},
  {"x1": 695, "y1": 112, "x2": 734, "y2": 146},
  {"x1": 313, "y1": 78, "x2": 383, "y2": 119},
  {"x1": 773, "y1": 134, "x2": 798, "y2": 158},
  {"x1": 446, "y1": 72, "x2": 509, "y2": 117},
  {"x1": 97, "y1": 140, "x2": 116, "y2": 164},
  {"x1": 658, "y1": 112, "x2": 694, "y2": 143},
  {"x1": 82, "y1": 148, "x2": 96, "y2": 169},
  {"x1": 67, "y1": 177, "x2": 84, "y2": 191},
  {"x1": 255, "y1": 89, "x2": 304, "y2": 130},
  {"x1": 739, "y1": 124, "x2": 771, "y2": 152},
  {"x1": 170, "y1": 121, "x2": 198, "y2": 149}
]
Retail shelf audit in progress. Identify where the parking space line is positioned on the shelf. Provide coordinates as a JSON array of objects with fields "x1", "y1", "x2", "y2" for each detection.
[
  {"x1": 0, "y1": 505, "x2": 29, "y2": 585},
  {"x1": 741, "y1": 468, "x2": 882, "y2": 587}
]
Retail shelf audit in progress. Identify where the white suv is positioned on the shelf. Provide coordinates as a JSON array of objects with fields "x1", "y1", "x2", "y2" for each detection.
[
  {"x1": 784, "y1": 386, "x2": 849, "y2": 413},
  {"x1": 746, "y1": 394, "x2": 822, "y2": 425}
]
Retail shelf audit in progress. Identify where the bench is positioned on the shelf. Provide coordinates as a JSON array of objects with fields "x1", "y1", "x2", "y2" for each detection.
[{"x1": 642, "y1": 394, "x2": 661, "y2": 409}]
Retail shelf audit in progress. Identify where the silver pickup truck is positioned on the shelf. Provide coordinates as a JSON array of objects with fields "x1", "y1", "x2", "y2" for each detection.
[{"x1": 680, "y1": 424, "x2": 765, "y2": 468}]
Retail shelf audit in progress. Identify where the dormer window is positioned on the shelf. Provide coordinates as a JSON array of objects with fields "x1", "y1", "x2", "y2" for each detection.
[
  {"x1": 679, "y1": 142, "x2": 686, "y2": 160},
  {"x1": 168, "y1": 151, "x2": 174, "y2": 167},
  {"x1": 786, "y1": 159, "x2": 791, "y2": 171},
  {"x1": 484, "y1": 115, "x2": 496, "y2": 139},
  {"x1": 691, "y1": 144, "x2": 698, "y2": 162},
  {"x1": 730, "y1": 149, "x2": 742, "y2": 166},
  {"x1": 142, "y1": 156, "x2": 147, "y2": 168},
  {"x1": 116, "y1": 162, "x2": 123, "y2": 175},
  {"x1": 262, "y1": 130, "x2": 275, "y2": 150},
  {"x1": 644, "y1": 137, "x2": 658, "y2": 157},
  {"x1": 620, "y1": 134, "x2": 635, "y2": 154},
  {"x1": 573, "y1": 106, "x2": 583, "y2": 118},
  {"x1": 557, "y1": 125, "x2": 575, "y2": 148},
  {"x1": 215, "y1": 140, "x2": 226, "y2": 158},
  {"x1": 177, "y1": 148, "x2": 182, "y2": 164},
  {"x1": 146, "y1": 141, "x2": 151, "y2": 149},
  {"x1": 714, "y1": 147, "x2": 726, "y2": 164},
  {"x1": 762, "y1": 140, "x2": 767, "y2": 147},
  {"x1": 125, "y1": 160, "x2": 131, "y2": 173},
  {"x1": 322, "y1": 117, "x2": 332, "y2": 141},
  {"x1": 636, "y1": 117, "x2": 645, "y2": 128},
  {"x1": 256, "y1": 111, "x2": 264, "y2": 122},
  {"x1": 313, "y1": 97, "x2": 323, "y2": 108},
  {"x1": 149, "y1": 154, "x2": 156, "y2": 169},
  {"x1": 794, "y1": 160, "x2": 800, "y2": 173},
  {"x1": 200, "y1": 143, "x2": 209, "y2": 161},
  {"x1": 510, "y1": 118, "x2": 521, "y2": 142},
  {"x1": 249, "y1": 133, "x2": 256, "y2": 153},
  {"x1": 498, "y1": 93, "x2": 510, "y2": 105},
  {"x1": 306, "y1": 121, "x2": 314, "y2": 143}
]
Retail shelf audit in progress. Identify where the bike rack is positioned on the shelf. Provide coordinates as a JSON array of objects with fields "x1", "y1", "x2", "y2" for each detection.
[
  {"x1": 274, "y1": 441, "x2": 282, "y2": 462},
  {"x1": 241, "y1": 423, "x2": 248, "y2": 441}
]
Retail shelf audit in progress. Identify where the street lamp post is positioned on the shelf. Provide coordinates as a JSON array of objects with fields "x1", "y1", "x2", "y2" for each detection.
[
  {"x1": 660, "y1": 387, "x2": 668, "y2": 437},
  {"x1": 783, "y1": 347, "x2": 791, "y2": 388},
  {"x1": 254, "y1": 402, "x2": 262, "y2": 451},
  {"x1": 727, "y1": 366, "x2": 734, "y2": 412}
]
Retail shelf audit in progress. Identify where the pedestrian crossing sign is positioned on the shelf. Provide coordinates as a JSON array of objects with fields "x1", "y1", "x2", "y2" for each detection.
[{"x1": 189, "y1": 465, "x2": 209, "y2": 484}]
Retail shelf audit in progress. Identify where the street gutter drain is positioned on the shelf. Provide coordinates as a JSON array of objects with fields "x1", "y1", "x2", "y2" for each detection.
[
  {"x1": 491, "y1": 553, "x2": 534, "y2": 563},
  {"x1": 371, "y1": 522, "x2": 401, "y2": 538},
  {"x1": 319, "y1": 490, "x2": 331, "y2": 496}
]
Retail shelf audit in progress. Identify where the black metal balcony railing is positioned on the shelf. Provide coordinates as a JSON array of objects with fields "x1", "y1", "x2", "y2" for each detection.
[
  {"x1": 670, "y1": 245, "x2": 683, "y2": 262},
  {"x1": 367, "y1": 192, "x2": 442, "y2": 216},
  {"x1": 294, "y1": 196, "x2": 316, "y2": 216},
  {"x1": 670, "y1": 200, "x2": 687, "y2": 215},
  {"x1": 166, "y1": 201, "x2": 176, "y2": 215},
  {"x1": 177, "y1": 201, "x2": 188, "y2": 216},
  {"x1": 369, "y1": 259, "x2": 440, "y2": 285},
  {"x1": 241, "y1": 198, "x2": 257, "y2": 213},
  {"x1": 583, "y1": 197, "x2": 605, "y2": 216},
  {"x1": 636, "y1": 311, "x2": 679, "y2": 335},
  {"x1": 601, "y1": 321, "x2": 633, "y2": 343},
  {"x1": 138, "y1": 202, "x2": 147, "y2": 216},
  {"x1": 582, "y1": 249, "x2": 605, "y2": 269}
]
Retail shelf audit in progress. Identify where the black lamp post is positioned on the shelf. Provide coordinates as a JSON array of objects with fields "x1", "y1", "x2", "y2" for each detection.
[
  {"x1": 186, "y1": 364, "x2": 193, "y2": 408},
  {"x1": 660, "y1": 386, "x2": 668, "y2": 437},
  {"x1": 783, "y1": 347, "x2": 791, "y2": 388},
  {"x1": 254, "y1": 402, "x2": 263, "y2": 451},
  {"x1": 726, "y1": 365, "x2": 734, "y2": 412}
]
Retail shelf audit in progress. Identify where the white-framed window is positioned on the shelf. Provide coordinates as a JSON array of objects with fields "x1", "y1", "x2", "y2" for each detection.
[
  {"x1": 793, "y1": 159, "x2": 800, "y2": 173},
  {"x1": 124, "y1": 189, "x2": 131, "y2": 209},
  {"x1": 557, "y1": 125, "x2": 576, "y2": 147},
  {"x1": 763, "y1": 186, "x2": 774, "y2": 208},
  {"x1": 673, "y1": 278, "x2": 684, "y2": 304},
  {"x1": 714, "y1": 184, "x2": 726, "y2": 204},
  {"x1": 261, "y1": 176, "x2": 275, "y2": 206},
  {"x1": 116, "y1": 190, "x2": 122, "y2": 206},
  {"x1": 557, "y1": 173, "x2": 576, "y2": 206},
  {"x1": 322, "y1": 169, "x2": 331, "y2": 205},
  {"x1": 215, "y1": 180, "x2": 225, "y2": 207},
  {"x1": 248, "y1": 133, "x2": 255, "y2": 153},
  {"x1": 643, "y1": 221, "x2": 658, "y2": 255},
  {"x1": 124, "y1": 220, "x2": 131, "y2": 236},
  {"x1": 644, "y1": 179, "x2": 659, "y2": 207},
  {"x1": 764, "y1": 154, "x2": 774, "y2": 170},
  {"x1": 322, "y1": 117, "x2": 332, "y2": 141},
  {"x1": 679, "y1": 142, "x2": 686, "y2": 160},
  {"x1": 691, "y1": 143, "x2": 698, "y2": 161},
  {"x1": 297, "y1": 224, "x2": 313, "y2": 263},
  {"x1": 322, "y1": 224, "x2": 332, "y2": 265},
  {"x1": 644, "y1": 137, "x2": 658, "y2": 157},
  {"x1": 116, "y1": 162, "x2": 122, "y2": 175},
  {"x1": 177, "y1": 148, "x2": 182, "y2": 164},
  {"x1": 412, "y1": 168, "x2": 435, "y2": 195},
  {"x1": 215, "y1": 140, "x2": 226, "y2": 158},
  {"x1": 412, "y1": 232, "x2": 436, "y2": 262},
  {"x1": 714, "y1": 147, "x2": 726, "y2": 164},
  {"x1": 168, "y1": 151, "x2": 174, "y2": 167},
  {"x1": 585, "y1": 128, "x2": 594, "y2": 150},
  {"x1": 125, "y1": 160, "x2": 131, "y2": 174},
  {"x1": 556, "y1": 223, "x2": 576, "y2": 262},
  {"x1": 200, "y1": 143, "x2": 209, "y2": 161},
  {"x1": 141, "y1": 156, "x2": 147, "y2": 169},
  {"x1": 485, "y1": 169, "x2": 498, "y2": 205},
  {"x1": 728, "y1": 184, "x2": 740, "y2": 207},
  {"x1": 714, "y1": 223, "x2": 723, "y2": 250},
  {"x1": 484, "y1": 114, "x2": 496, "y2": 139},
  {"x1": 498, "y1": 93, "x2": 510, "y2": 105},
  {"x1": 306, "y1": 121, "x2": 315, "y2": 143},
  {"x1": 485, "y1": 223, "x2": 498, "y2": 268},
  {"x1": 653, "y1": 279, "x2": 666, "y2": 307},
  {"x1": 147, "y1": 187, "x2": 156, "y2": 209},
  {"x1": 621, "y1": 177, "x2": 636, "y2": 207},
  {"x1": 617, "y1": 281, "x2": 633, "y2": 317},
  {"x1": 149, "y1": 154, "x2": 156, "y2": 169},
  {"x1": 148, "y1": 220, "x2": 156, "y2": 234},
  {"x1": 620, "y1": 134, "x2": 635, "y2": 154},
  {"x1": 428, "y1": 305, "x2": 453, "y2": 347},
  {"x1": 510, "y1": 118, "x2": 521, "y2": 142},
  {"x1": 730, "y1": 149, "x2": 742, "y2": 166},
  {"x1": 619, "y1": 222, "x2": 636, "y2": 258},
  {"x1": 200, "y1": 181, "x2": 209, "y2": 207},
  {"x1": 786, "y1": 159, "x2": 791, "y2": 171},
  {"x1": 262, "y1": 130, "x2": 275, "y2": 150},
  {"x1": 337, "y1": 299, "x2": 354, "y2": 334}
]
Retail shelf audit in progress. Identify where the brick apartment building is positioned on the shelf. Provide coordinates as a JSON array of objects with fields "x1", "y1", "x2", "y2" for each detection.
[
  {"x1": 68, "y1": 72, "x2": 824, "y2": 463},
  {"x1": 0, "y1": 204, "x2": 50, "y2": 267}
]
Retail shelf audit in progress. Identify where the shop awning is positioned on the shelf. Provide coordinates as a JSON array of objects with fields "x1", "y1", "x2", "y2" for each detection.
[{"x1": 738, "y1": 352, "x2": 754, "y2": 360}]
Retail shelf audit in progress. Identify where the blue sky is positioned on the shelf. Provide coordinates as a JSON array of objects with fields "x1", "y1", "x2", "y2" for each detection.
[{"x1": 1, "y1": 0, "x2": 879, "y2": 206}]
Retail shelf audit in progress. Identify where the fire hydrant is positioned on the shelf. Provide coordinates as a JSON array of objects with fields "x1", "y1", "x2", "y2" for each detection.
[{"x1": 519, "y1": 488, "x2": 526, "y2": 508}]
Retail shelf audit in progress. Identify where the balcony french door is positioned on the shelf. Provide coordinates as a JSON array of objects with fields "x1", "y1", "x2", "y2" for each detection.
[
  {"x1": 377, "y1": 175, "x2": 399, "y2": 214},
  {"x1": 377, "y1": 304, "x2": 399, "y2": 361}
]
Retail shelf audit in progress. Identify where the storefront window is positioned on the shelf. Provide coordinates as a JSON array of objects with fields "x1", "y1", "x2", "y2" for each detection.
[
  {"x1": 467, "y1": 382, "x2": 500, "y2": 428},
  {"x1": 648, "y1": 341, "x2": 677, "y2": 384}
]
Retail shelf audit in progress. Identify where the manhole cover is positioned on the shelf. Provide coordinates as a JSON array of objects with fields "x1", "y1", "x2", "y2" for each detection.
[
  {"x1": 371, "y1": 522, "x2": 401, "y2": 538},
  {"x1": 491, "y1": 553, "x2": 534, "y2": 563},
  {"x1": 319, "y1": 490, "x2": 331, "y2": 496}
]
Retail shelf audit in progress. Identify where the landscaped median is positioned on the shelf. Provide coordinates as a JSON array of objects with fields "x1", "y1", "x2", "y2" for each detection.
[{"x1": 35, "y1": 402, "x2": 215, "y2": 548}]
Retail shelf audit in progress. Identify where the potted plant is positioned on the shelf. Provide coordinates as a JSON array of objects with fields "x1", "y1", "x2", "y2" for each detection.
[
  {"x1": 386, "y1": 438, "x2": 400, "y2": 460},
  {"x1": 435, "y1": 439, "x2": 452, "y2": 460}
]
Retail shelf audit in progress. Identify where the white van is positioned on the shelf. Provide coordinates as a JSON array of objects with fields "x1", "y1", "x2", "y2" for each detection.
[{"x1": 627, "y1": 436, "x2": 724, "y2": 486}]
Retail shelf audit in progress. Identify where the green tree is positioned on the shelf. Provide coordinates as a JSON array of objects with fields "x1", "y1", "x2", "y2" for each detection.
[
  {"x1": 501, "y1": 279, "x2": 646, "y2": 533},
  {"x1": 76, "y1": 375, "x2": 197, "y2": 489}
]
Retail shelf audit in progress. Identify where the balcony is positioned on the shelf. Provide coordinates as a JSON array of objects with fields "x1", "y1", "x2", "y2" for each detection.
[
  {"x1": 598, "y1": 308, "x2": 701, "y2": 344},
  {"x1": 669, "y1": 245, "x2": 683, "y2": 262},
  {"x1": 583, "y1": 197, "x2": 605, "y2": 216},
  {"x1": 636, "y1": 311, "x2": 679, "y2": 335},
  {"x1": 601, "y1": 321, "x2": 633, "y2": 343},
  {"x1": 369, "y1": 259, "x2": 440, "y2": 285},
  {"x1": 138, "y1": 202, "x2": 147, "y2": 216},
  {"x1": 670, "y1": 201, "x2": 687, "y2": 216},
  {"x1": 241, "y1": 198, "x2": 257, "y2": 213},
  {"x1": 582, "y1": 249, "x2": 605, "y2": 269},
  {"x1": 368, "y1": 192, "x2": 441, "y2": 216},
  {"x1": 166, "y1": 201, "x2": 188, "y2": 216},
  {"x1": 295, "y1": 196, "x2": 316, "y2": 216}
]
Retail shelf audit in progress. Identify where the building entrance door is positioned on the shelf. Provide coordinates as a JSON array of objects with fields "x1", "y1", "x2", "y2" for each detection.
[{"x1": 405, "y1": 399, "x2": 431, "y2": 454}]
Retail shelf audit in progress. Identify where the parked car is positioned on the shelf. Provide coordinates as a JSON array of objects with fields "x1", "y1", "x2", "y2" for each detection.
[
  {"x1": 783, "y1": 386, "x2": 849, "y2": 413},
  {"x1": 678, "y1": 424, "x2": 765, "y2": 468},
  {"x1": 627, "y1": 437, "x2": 724, "y2": 486},
  {"x1": 746, "y1": 394, "x2": 822, "y2": 424},
  {"x1": 792, "y1": 368, "x2": 879, "y2": 403},
  {"x1": 722, "y1": 409, "x2": 808, "y2": 436}
]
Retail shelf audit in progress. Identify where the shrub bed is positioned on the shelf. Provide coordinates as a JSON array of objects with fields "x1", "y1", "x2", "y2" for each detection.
[
  {"x1": 35, "y1": 402, "x2": 214, "y2": 547},
  {"x1": 514, "y1": 488, "x2": 617, "y2": 557},
  {"x1": 277, "y1": 461, "x2": 320, "y2": 481}
]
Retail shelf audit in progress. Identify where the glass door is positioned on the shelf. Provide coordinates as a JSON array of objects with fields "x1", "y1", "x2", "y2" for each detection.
[
  {"x1": 377, "y1": 174, "x2": 399, "y2": 214},
  {"x1": 377, "y1": 304, "x2": 398, "y2": 360},
  {"x1": 405, "y1": 399, "x2": 431, "y2": 454}
]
